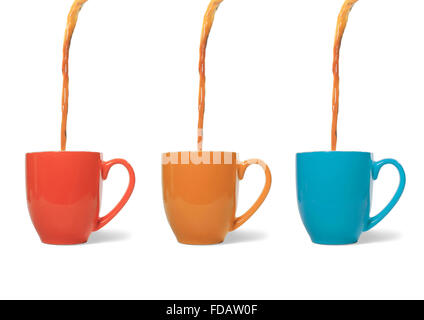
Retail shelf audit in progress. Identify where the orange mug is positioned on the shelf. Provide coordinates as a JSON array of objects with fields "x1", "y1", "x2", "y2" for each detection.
[
  {"x1": 162, "y1": 151, "x2": 272, "y2": 245},
  {"x1": 26, "y1": 151, "x2": 135, "y2": 245}
]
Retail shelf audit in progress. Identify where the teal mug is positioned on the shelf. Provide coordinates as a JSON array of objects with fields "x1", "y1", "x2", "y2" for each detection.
[{"x1": 296, "y1": 151, "x2": 406, "y2": 245}]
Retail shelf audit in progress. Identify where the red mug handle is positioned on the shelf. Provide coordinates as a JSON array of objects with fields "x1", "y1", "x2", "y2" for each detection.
[{"x1": 93, "y1": 159, "x2": 136, "y2": 231}]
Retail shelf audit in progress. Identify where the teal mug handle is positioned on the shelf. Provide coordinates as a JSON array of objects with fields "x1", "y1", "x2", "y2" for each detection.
[{"x1": 364, "y1": 159, "x2": 406, "y2": 231}]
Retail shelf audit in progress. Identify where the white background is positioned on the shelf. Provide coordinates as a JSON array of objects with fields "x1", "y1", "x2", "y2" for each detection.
[{"x1": 0, "y1": 0, "x2": 421, "y2": 299}]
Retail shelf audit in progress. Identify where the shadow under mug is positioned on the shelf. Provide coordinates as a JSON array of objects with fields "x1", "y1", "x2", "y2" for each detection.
[
  {"x1": 162, "y1": 151, "x2": 272, "y2": 245},
  {"x1": 26, "y1": 151, "x2": 135, "y2": 245},
  {"x1": 296, "y1": 151, "x2": 406, "y2": 245}
]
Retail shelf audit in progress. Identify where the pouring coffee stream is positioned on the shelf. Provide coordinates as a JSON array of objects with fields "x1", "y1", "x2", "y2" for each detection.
[
  {"x1": 60, "y1": 0, "x2": 220, "y2": 152},
  {"x1": 198, "y1": 0, "x2": 358, "y2": 152},
  {"x1": 61, "y1": 0, "x2": 88, "y2": 151},
  {"x1": 331, "y1": 0, "x2": 358, "y2": 151},
  {"x1": 60, "y1": 0, "x2": 356, "y2": 153},
  {"x1": 197, "y1": 0, "x2": 224, "y2": 152}
]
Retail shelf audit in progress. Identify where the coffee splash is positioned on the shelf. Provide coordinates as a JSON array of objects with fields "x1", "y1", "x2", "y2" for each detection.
[
  {"x1": 331, "y1": 0, "x2": 358, "y2": 151},
  {"x1": 61, "y1": 0, "x2": 88, "y2": 151},
  {"x1": 197, "y1": 0, "x2": 224, "y2": 152}
]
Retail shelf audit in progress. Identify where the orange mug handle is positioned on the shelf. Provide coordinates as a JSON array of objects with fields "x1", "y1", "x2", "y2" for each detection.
[
  {"x1": 231, "y1": 159, "x2": 272, "y2": 231},
  {"x1": 93, "y1": 159, "x2": 136, "y2": 231}
]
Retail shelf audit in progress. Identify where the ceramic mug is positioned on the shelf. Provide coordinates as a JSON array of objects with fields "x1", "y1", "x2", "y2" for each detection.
[
  {"x1": 162, "y1": 151, "x2": 272, "y2": 245},
  {"x1": 26, "y1": 151, "x2": 135, "y2": 245},
  {"x1": 296, "y1": 151, "x2": 406, "y2": 245}
]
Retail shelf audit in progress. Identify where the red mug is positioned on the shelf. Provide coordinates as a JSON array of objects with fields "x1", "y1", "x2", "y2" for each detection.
[{"x1": 26, "y1": 151, "x2": 135, "y2": 245}]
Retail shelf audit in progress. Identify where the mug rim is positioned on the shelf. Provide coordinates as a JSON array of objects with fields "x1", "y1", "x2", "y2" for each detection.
[
  {"x1": 162, "y1": 151, "x2": 238, "y2": 165},
  {"x1": 162, "y1": 151, "x2": 238, "y2": 156},
  {"x1": 26, "y1": 151, "x2": 102, "y2": 156},
  {"x1": 297, "y1": 151, "x2": 371, "y2": 156}
]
